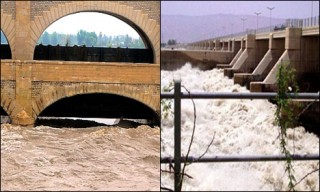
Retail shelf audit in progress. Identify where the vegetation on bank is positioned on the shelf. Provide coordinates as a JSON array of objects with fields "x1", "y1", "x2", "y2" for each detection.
[
  {"x1": 1, "y1": 30, "x2": 145, "y2": 48},
  {"x1": 37, "y1": 30, "x2": 145, "y2": 48}
]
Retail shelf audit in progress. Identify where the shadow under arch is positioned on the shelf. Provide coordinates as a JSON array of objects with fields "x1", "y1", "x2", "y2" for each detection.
[
  {"x1": 0, "y1": 106, "x2": 9, "y2": 116},
  {"x1": 1, "y1": 30, "x2": 12, "y2": 59},
  {"x1": 0, "y1": 106, "x2": 11, "y2": 124},
  {"x1": 33, "y1": 10, "x2": 156, "y2": 63},
  {"x1": 35, "y1": 93, "x2": 160, "y2": 127}
]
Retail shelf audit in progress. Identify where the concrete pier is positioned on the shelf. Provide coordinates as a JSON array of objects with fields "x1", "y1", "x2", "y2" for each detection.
[
  {"x1": 164, "y1": 25, "x2": 319, "y2": 93},
  {"x1": 224, "y1": 34, "x2": 269, "y2": 78},
  {"x1": 217, "y1": 38, "x2": 244, "y2": 69},
  {"x1": 234, "y1": 34, "x2": 285, "y2": 88},
  {"x1": 251, "y1": 28, "x2": 302, "y2": 92}
]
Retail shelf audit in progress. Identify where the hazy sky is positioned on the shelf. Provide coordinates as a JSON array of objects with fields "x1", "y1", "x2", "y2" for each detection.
[
  {"x1": 161, "y1": 1, "x2": 319, "y2": 19},
  {"x1": 45, "y1": 12, "x2": 140, "y2": 38}
]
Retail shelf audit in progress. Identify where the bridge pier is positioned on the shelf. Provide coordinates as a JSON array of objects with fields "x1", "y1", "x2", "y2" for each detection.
[
  {"x1": 12, "y1": 1, "x2": 33, "y2": 60},
  {"x1": 228, "y1": 39, "x2": 233, "y2": 52},
  {"x1": 12, "y1": 61, "x2": 34, "y2": 125},
  {"x1": 208, "y1": 41, "x2": 214, "y2": 50},
  {"x1": 234, "y1": 33, "x2": 285, "y2": 88},
  {"x1": 214, "y1": 39, "x2": 220, "y2": 51},
  {"x1": 224, "y1": 34, "x2": 269, "y2": 78},
  {"x1": 251, "y1": 28, "x2": 302, "y2": 92},
  {"x1": 224, "y1": 34, "x2": 254, "y2": 78},
  {"x1": 217, "y1": 38, "x2": 244, "y2": 68}
]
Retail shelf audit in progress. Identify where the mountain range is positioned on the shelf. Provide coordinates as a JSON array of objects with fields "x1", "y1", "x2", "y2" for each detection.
[{"x1": 161, "y1": 14, "x2": 287, "y2": 43}]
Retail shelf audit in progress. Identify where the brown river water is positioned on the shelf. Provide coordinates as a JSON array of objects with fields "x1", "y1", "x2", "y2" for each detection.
[{"x1": 1, "y1": 123, "x2": 160, "y2": 191}]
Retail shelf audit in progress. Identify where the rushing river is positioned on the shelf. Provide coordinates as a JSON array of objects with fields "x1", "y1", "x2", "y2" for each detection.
[
  {"x1": 161, "y1": 63, "x2": 319, "y2": 191},
  {"x1": 1, "y1": 123, "x2": 160, "y2": 191}
]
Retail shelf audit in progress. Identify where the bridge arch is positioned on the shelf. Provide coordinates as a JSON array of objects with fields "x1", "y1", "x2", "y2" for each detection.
[
  {"x1": 0, "y1": 13, "x2": 15, "y2": 56},
  {"x1": 32, "y1": 83, "x2": 160, "y2": 123},
  {"x1": 30, "y1": 1, "x2": 159, "y2": 63},
  {"x1": 1, "y1": 30, "x2": 13, "y2": 59},
  {"x1": 0, "y1": 106, "x2": 9, "y2": 116},
  {"x1": 0, "y1": 94, "x2": 15, "y2": 120}
]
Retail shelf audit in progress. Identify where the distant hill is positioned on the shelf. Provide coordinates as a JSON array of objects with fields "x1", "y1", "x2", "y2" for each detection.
[{"x1": 161, "y1": 14, "x2": 286, "y2": 43}]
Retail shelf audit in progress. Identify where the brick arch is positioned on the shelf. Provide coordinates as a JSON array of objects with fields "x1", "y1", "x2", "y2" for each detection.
[
  {"x1": 29, "y1": 1, "x2": 160, "y2": 63},
  {"x1": 0, "y1": 94, "x2": 16, "y2": 118},
  {"x1": 32, "y1": 84, "x2": 159, "y2": 120},
  {"x1": 1, "y1": 13, "x2": 15, "y2": 56}
]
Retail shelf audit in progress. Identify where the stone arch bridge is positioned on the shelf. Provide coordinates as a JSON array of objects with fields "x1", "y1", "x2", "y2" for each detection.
[{"x1": 1, "y1": 1, "x2": 160, "y2": 125}]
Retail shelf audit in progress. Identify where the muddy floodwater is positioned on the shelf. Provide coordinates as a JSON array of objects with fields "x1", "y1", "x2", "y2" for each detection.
[{"x1": 1, "y1": 123, "x2": 160, "y2": 191}]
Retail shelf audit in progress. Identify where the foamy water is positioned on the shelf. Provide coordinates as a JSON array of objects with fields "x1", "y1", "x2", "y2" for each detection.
[
  {"x1": 161, "y1": 63, "x2": 319, "y2": 191},
  {"x1": 1, "y1": 124, "x2": 160, "y2": 191}
]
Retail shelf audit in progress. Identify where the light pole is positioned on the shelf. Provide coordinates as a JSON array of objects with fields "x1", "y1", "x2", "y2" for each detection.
[
  {"x1": 311, "y1": 1, "x2": 313, "y2": 25},
  {"x1": 254, "y1": 12, "x2": 261, "y2": 32},
  {"x1": 267, "y1": 7, "x2": 275, "y2": 32},
  {"x1": 230, "y1": 23, "x2": 234, "y2": 37},
  {"x1": 241, "y1": 18, "x2": 247, "y2": 33},
  {"x1": 222, "y1": 26, "x2": 226, "y2": 36}
]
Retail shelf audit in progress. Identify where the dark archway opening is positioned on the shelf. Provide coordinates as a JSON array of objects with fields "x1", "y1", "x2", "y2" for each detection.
[
  {"x1": 35, "y1": 93, "x2": 159, "y2": 128},
  {"x1": 0, "y1": 107, "x2": 11, "y2": 124},
  {"x1": 1, "y1": 30, "x2": 12, "y2": 59},
  {"x1": 33, "y1": 45, "x2": 153, "y2": 63}
]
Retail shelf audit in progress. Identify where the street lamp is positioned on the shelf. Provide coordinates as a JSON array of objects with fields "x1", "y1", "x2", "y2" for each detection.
[
  {"x1": 241, "y1": 18, "x2": 247, "y2": 32},
  {"x1": 254, "y1": 12, "x2": 261, "y2": 32},
  {"x1": 266, "y1": 7, "x2": 275, "y2": 32},
  {"x1": 222, "y1": 26, "x2": 226, "y2": 36},
  {"x1": 311, "y1": 1, "x2": 313, "y2": 25},
  {"x1": 230, "y1": 23, "x2": 234, "y2": 37}
]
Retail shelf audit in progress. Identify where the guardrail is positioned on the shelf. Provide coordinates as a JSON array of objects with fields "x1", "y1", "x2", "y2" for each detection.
[
  {"x1": 160, "y1": 79, "x2": 320, "y2": 191},
  {"x1": 189, "y1": 15, "x2": 319, "y2": 46}
]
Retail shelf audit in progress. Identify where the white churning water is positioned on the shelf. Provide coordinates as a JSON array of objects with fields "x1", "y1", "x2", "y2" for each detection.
[{"x1": 161, "y1": 63, "x2": 319, "y2": 191}]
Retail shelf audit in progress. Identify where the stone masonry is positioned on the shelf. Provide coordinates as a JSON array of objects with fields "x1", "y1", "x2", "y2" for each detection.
[{"x1": 1, "y1": 1, "x2": 160, "y2": 125}]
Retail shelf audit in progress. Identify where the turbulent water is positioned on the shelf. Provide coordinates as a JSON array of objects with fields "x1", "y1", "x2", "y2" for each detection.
[
  {"x1": 1, "y1": 123, "x2": 160, "y2": 191},
  {"x1": 161, "y1": 63, "x2": 319, "y2": 191}
]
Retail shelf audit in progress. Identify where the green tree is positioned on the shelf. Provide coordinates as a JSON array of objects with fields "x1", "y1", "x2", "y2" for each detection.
[
  {"x1": 85, "y1": 32, "x2": 97, "y2": 46},
  {"x1": 69, "y1": 35, "x2": 77, "y2": 46},
  {"x1": 57, "y1": 33, "x2": 66, "y2": 45},
  {"x1": 98, "y1": 32, "x2": 103, "y2": 47},
  {"x1": 114, "y1": 36, "x2": 120, "y2": 47},
  {"x1": 41, "y1": 31, "x2": 50, "y2": 45},
  {"x1": 275, "y1": 62, "x2": 299, "y2": 191},
  {"x1": 124, "y1": 34, "x2": 129, "y2": 47},
  {"x1": 168, "y1": 39, "x2": 177, "y2": 45},
  {"x1": 77, "y1": 29, "x2": 86, "y2": 45},
  {"x1": 133, "y1": 37, "x2": 145, "y2": 48},
  {"x1": 51, "y1": 32, "x2": 58, "y2": 45}
]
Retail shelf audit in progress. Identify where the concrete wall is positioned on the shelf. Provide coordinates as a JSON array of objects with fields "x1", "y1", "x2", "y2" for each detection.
[{"x1": 161, "y1": 50, "x2": 236, "y2": 70}]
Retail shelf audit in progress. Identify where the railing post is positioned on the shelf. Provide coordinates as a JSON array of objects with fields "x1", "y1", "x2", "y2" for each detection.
[{"x1": 174, "y1": 78, "x2": 182, "y2": 191}]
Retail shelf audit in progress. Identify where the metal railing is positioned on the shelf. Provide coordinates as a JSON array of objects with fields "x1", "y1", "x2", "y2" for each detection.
[
  {"x1": 188, "y1": 15, "x2": 319, "y2": 47},
  {"x1": 161, "y1": 80, "x2": 320, "y2": 191}
]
